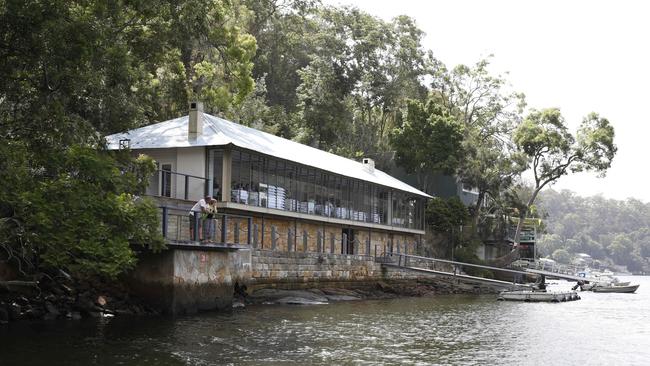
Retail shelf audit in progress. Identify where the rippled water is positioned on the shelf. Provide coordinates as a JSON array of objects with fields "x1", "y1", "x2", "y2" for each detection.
[{"x1": 2, "y1": 276, "x2": 649, "y2": 365}]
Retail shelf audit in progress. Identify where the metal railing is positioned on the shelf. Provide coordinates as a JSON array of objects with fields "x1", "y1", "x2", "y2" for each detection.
[
  {"x1": 377, "y1": 251, "x2": 532, "y2": 284},
  {"x1": 148, "y1": 170, "x2": 210, "y2": 201},
  {"x1": 159, "y1": 206, "x2": 253, "y2": 244}
]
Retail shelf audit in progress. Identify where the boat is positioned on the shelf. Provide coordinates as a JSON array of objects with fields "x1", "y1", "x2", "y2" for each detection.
[
  {"x1": 497, "y1": 290, "x2": 581, "y2": 302},
  {"x1": 576, "y1": 276, "x2": 632, "y2": 291},
  {"x1": 591, "y1": 283, "x2": 639, "y2": 293}
]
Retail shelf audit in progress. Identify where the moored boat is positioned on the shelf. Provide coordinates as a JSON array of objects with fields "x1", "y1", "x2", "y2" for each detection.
[
  {"x1": 591, "y1": 283, "x2": 639, "y2": 293},
  {"x1": 497, "y1": 290, "x2": 580, "y2": 302}
]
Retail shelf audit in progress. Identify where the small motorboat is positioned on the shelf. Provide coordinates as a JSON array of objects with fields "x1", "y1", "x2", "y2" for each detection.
[
  {"x1": 497, "y1": 290, "x2": 581, "y2": 302},
  {"x1": 591, "y1": 283, "x2": 639, "y2": 293}
]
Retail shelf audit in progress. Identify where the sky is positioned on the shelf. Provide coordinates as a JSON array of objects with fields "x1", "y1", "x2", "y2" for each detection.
[{"x1": 323, "y1": 0, "x2": 650, "y2": 202}]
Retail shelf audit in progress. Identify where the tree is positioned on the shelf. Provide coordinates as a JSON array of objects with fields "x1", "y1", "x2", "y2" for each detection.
[
  {"x1": 433, "y1": 58, "x2": 527, "y2": 226},
  {"x1": 552, "y1": 248, "x2": 572, "y2": 264},
  {"x1": 607, "y1": 234, "x2": 634, "y2": 265},
  {"x1": 511, "y1": 108, "x2": 617, "y2": 245},
  {"x1": 391, "y1": 97, "x2": 464, "y2": 191}
]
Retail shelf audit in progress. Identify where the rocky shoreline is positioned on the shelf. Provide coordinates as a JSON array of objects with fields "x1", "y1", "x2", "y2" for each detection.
[
  {"x1": 0, "y1": 273, "x2": 159, "y2": 324},
  {"x1": 1, "y1": 276, "x2": 497, "y2": 324},
  {"x1": 240, "y1": 278, "x2": 499, "y2": 307}
]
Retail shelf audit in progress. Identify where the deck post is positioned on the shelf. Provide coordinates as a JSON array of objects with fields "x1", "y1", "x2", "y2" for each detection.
[
  {"x1": 247, "y1": 218, "x2": 253, "y2": 245},
  {"x1": 221, "y1": 215, "x2": 227, "y2": 244},
  {"x1": 161, "y1": 206, "x2": 168, "y2": 238},
  {"x1": 184, "y1": 175, "x2": 189, "y2": 200}
]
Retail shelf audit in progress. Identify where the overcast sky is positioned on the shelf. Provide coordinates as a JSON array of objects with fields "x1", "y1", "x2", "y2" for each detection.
[{"x1": 323, "y1": 0, "x2": 650, "y2": 202}]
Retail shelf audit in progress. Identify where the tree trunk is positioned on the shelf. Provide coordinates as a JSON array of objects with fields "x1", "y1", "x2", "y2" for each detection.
[
  {"x1": 473, "y1": 190, "x2": 485, "y2": 230},
  {"x1": 512, "y1": 187, "x2": 542, "y2": 245}
]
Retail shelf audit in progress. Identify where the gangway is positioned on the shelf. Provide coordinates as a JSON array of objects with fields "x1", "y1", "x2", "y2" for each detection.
[
  {"x1": 378, "y1": 252, "x2": 534, "y2": 289},
  {"x1": 524, "y1": 268, "x2": 599, "y2": 283}
]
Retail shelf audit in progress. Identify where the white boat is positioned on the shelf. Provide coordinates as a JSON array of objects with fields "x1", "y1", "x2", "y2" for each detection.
[
  {"x1": 497, "y1": 290, "x2": 581, "y2": 302},
  {"x1": 591, "y1": 283, "x2": 639, "y2": 293},
  {"x1": 577, "y1": 276, "x2": 631, "y2": 291}
]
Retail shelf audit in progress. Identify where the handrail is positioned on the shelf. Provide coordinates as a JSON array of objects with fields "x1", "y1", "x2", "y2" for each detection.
[
  {"x1": 378, "y1": 252, "x2": 530, "y2": 276},
  {"x1": 156, "y1": 169, "x2": 207, "y2": 180}
]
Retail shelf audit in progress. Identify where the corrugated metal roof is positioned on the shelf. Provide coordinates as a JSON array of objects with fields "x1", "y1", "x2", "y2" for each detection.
[{"x1": 105, "y1": 114, "x2": 431, "y2": 198}]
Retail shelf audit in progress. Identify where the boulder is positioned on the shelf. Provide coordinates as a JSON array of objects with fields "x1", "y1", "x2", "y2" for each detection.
[
  {"x1": 249, "y1": 289, "x2": 328, "y2": 303},
  {"x1": 322, "y1": 295, "x2": 361, "y2": 302},
  {"x1": 0, "y1": 306, "x2": 8, "y2": 323},
  {"x1": 8, "y1": 302, "x2": 21, "y2": 320},
  {"x1": 274, "y1": 297, "x2": 328, "y2": 305}
]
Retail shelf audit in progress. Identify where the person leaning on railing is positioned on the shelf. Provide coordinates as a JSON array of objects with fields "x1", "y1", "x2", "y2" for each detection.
[{"x1": 189, "y1": 196, "x2": 217, "y2": 242}]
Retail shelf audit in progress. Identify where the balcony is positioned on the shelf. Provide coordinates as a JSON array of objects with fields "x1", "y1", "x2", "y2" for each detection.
[{"x1": 146, "y1": 169, "x2": 211, "y2": 202}]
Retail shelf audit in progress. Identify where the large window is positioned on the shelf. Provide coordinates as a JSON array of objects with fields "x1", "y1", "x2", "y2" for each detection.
[{"x1": 211, "y1": 147, "x2": 425, "y2": 230}]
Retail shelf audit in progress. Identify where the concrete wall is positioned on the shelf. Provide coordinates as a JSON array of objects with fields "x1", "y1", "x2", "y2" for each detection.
[{"x1": 130, "y1": 248, "x2": 251, "y2": 314}]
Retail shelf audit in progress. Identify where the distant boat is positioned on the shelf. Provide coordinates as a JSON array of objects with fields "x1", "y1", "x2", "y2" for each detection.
[{"x1": 591, "y1": 283, "x2": 640, "y2": 293}]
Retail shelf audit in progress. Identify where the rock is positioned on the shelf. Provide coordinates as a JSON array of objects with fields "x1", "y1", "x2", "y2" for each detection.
[
  {"x1": 113, "y1": 309, "x2": 134, "y2": 316},
  {"x1": 249, "y1": 289, "x2": 328, "y2": 303},
  {"x1": 45, "y1": 301, "x2": 60, "y2": 316},
  {"x1": 320, "y1": 288, "x2": 360, "y2": 297},
  {"x1": 274, "y1": 297, "x2": 328, "y2": 305},
  {"x1": 96, "y1": 295, "x2": 107, "y2": 307},
  {"x1": 24, "y1": 306, "x2": 43, "y2": 319},
  {"x1": 0, "y1": 306, "x2": 8, "y2": 323},
  {"x1": 8, "y1": 302, "x2": 21, "y2": 320},
  {"x1": 74, "y1": 296, "x2": 95, "y2": 313},
  {"x1": 323, "y1": 295, "x2": 361, "y2": 302},
  {"x1": 15, "y1": 296, "x2": 29, "y2": 306},
  {"x1": 61, "y1": 284, "x2": 75, "y2": 295}
]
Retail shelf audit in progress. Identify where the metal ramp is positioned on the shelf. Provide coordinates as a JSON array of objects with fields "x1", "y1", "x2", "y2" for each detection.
[
  {"x1": 378, "y1": 253, "x2": 534, "y2": 289},
  {"x1": 524, "y1": 268, "x2": 598, "y2": 283}
]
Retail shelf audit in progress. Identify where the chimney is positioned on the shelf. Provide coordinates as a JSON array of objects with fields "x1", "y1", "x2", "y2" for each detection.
[
  {"x1": 362, "y1": 158, "x2": 375, "y2": 173},
  {"x1": 188, "y1": 101, "x2": 204, "y2": 138}
]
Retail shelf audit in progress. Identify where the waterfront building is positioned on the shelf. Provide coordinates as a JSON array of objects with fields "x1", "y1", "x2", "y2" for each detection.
[{"x1": 106, "y1": 102, "x2": 430, "y2": 257}]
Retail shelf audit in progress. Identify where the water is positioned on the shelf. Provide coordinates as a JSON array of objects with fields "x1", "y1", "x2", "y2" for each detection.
[{"x1": 2, "y1": 276, "x2": 649, "y2": 365}]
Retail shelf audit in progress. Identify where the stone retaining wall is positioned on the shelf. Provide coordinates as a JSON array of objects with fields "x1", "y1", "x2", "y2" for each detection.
[{"x1": 249, "y1": 249, "x2": 424, "y2": 290}]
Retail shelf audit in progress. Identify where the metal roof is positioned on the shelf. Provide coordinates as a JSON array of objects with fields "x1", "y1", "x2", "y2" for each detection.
[{"x1": 105, "y1": 114, "x2": 431, "y2": 198}]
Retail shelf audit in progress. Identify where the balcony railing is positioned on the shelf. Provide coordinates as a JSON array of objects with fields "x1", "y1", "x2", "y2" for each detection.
[
  {"x1": 147, "y1": 169, "x2": 210, "y2": 202},
  {"x1": 159, "y1": 206, "x2": 253, "y2": 244}
]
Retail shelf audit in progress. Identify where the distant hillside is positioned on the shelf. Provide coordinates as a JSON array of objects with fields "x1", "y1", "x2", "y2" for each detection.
[{"x1": 536, "y1": 189, "x2": 650, "y2": 272}]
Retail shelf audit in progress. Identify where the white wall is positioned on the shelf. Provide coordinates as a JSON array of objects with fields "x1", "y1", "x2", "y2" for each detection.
[
  {"x1": 176, "y1": 147, "x2": 207, "y2": 201},
  {"x1": 137, "y1": 147, "x2": 207, "y2": 201}
]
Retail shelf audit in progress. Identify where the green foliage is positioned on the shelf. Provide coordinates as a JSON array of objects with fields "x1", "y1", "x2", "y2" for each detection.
[
  {"x1": 426, "y1": 197, "x2": 469, "y2": 233},
  {"x1": 538, "y1": 189, "x2": 650, "y2": 271},
  {"x1": 510, "y1": 108, "x2": 617, "y2": 244},
  {"x1": 0, "y1": 145, "x2": 164, "y2": 279},
  {"x1": 392, "y1": 98, "x2": 464, "y2": 187},
  {"x1": 551, "y1": 248, "x2": 572, "y2": 264}
]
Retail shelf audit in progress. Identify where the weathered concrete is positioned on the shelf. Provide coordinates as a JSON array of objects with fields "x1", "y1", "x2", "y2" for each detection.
[{"x1": 130, "y1": 248, "x2": 251, "y2": 314}]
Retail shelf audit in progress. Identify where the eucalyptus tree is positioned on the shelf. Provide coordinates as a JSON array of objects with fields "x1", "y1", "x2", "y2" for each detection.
[
  {"x1": 432, "y1": 59, "x2": 527, "y2": 227},
  {"x1": 511, "y1": 108, "x2": 617, "y2": 245}
]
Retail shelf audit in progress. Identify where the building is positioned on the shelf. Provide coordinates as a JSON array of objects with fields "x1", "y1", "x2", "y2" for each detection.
[{"x1": 106, "y1": 102, "x2": 430, "y2": 258}]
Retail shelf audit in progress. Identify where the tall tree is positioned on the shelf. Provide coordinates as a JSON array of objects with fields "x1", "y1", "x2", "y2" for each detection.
[
  {"x1": 511, "y1": 108, "x2": 617, "y2": 245},
  {"x1": 391, "y1": 97, "x2": 464, "y2": 191},
  {"x1": 433, "y1": 59, "x2": 527, "y2": 228}
]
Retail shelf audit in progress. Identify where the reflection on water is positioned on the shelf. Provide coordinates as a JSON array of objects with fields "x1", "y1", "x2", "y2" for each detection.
[{"x1": 2, "y1": 276, "x2": 650, "y2": 365}]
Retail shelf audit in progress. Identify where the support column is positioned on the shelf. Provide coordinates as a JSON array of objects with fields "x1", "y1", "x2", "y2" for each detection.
[{"x1": 222, "y1": 147, "x2": 232, "y2": 202}]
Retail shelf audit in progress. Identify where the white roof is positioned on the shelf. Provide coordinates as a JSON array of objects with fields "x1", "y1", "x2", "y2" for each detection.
[{"x1": 105, "y1": 114, "x2": 431, "y2": 198}]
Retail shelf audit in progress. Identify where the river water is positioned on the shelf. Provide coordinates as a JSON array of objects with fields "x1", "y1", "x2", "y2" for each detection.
[{"x1": 2, "y1": 276, "x2": 649, "y2": 365}]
